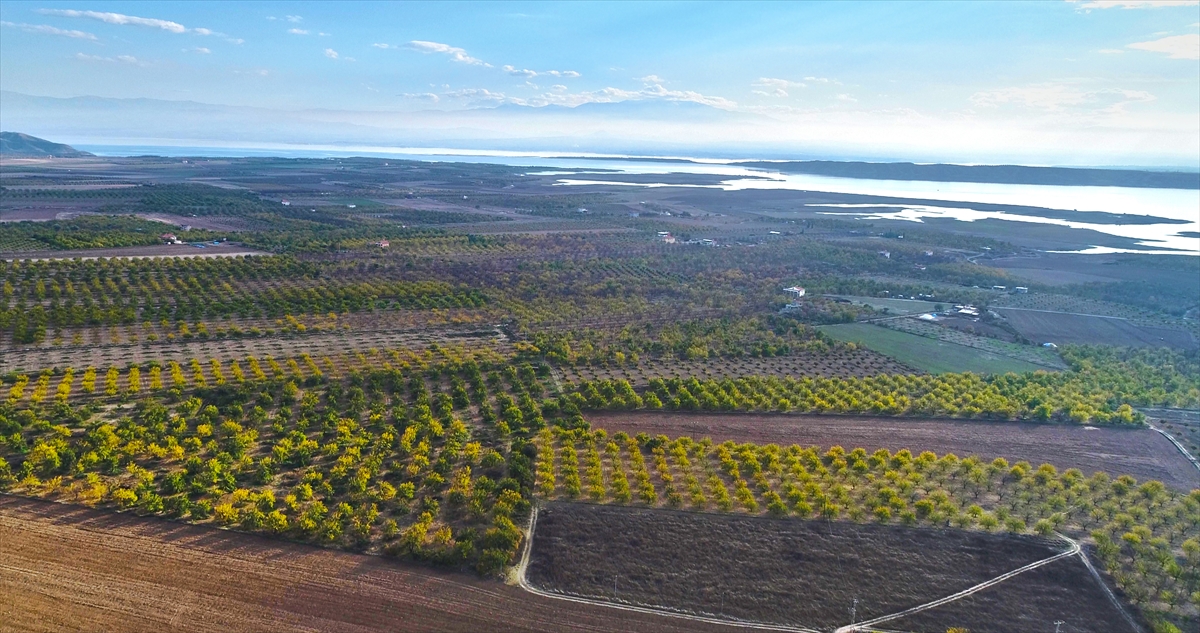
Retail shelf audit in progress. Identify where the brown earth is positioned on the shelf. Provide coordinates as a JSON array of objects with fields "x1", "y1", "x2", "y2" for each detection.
[
  {"x1": 0, "y1": 495, "x2": 742, "y2": 633},
  {"x1": 585, "y1": 412, "x2": 1200, "y2": 491},
  {"x1": 886, "y1": 551, "x2": 1139, "y2": 633},
  {"x1": 527, "y1": 502, "x2": 1129, "y2": 631},
  {"x1": 995, "y1": 307, "x2": 1196, "y2": 349}
]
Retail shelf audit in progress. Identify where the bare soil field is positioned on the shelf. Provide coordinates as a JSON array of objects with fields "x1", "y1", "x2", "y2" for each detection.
[
  {"x1": 2, "y1": 243, "x2": 265, "y2": 261},
  {"x1": 995, "y1": 307, "x2": 1196, "y2": 349},
  {"x1": 885, "y1": 549, "x2": 1137, "y2": 632},
  {"x1": 990, "y1": 252, "x2": 1199, "y2": 289},
  {"x1": 0, "y1": 495, "x2": 739, "y2": 633},
  {"x1": 1145, "y1": 408, "x2": 1200, "y2": 462},
  {"x1": 526, "y1": 502, "x2": 1127, "y2": 631},
  {"x1": 585, "y1": 412, "x2": 1200, "y2": 491}
]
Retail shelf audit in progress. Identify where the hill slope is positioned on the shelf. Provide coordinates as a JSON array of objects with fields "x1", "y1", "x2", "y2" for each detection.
[{"x1": 0, "y1": 132, "x2": 93, "y2": 158}]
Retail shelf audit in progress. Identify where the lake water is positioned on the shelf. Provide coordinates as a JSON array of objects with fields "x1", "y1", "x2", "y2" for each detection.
[{"x1": 80, "y1": 143, "x2": 1200, "y2": 255}]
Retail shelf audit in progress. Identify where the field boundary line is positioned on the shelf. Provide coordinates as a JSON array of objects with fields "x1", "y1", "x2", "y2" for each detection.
[
  {"x1": 515, "y1": 503, "x2": 821, "y2": 633},
  {"x1": 1146, "y1": 422, "x2": 1200, "y2": 473},
  {"x1": 1071, "y1": 535, "x2": 1144, "y2": 633},
  {"x1": 834, "y1": 534, "x2": 1081, "y2": 633}
]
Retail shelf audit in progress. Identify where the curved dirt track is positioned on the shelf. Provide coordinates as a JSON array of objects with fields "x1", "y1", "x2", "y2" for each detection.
[
  {"x1": 586, "y1": 412, "x2": 1200, "y2": 491},
  {"x1": 0, "y1": 495, "x2": 744, "y2": 633}
]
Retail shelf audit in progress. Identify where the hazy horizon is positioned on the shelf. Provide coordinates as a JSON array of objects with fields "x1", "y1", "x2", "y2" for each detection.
[{"x1": 2, "y1": 1, "x2": 1199, "y2": 167}]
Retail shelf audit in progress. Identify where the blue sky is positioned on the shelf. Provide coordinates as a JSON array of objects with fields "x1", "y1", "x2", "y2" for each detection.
[{"x1": 1, "y1": 1, "x2": 1198, "y2": 165}]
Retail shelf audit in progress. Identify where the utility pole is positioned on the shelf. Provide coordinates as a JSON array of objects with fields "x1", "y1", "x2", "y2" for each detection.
[{"x1": 1054, "y1": 621, "x2": 1064, "y2": 633}]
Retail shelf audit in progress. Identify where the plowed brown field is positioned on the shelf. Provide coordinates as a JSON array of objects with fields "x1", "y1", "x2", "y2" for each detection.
[
  {"x1": 0, "y1": 496, "x2": 742, "y2": 633},
  {"x1": 585, "y1": 412, "x2": 1200, "y2": 491}
]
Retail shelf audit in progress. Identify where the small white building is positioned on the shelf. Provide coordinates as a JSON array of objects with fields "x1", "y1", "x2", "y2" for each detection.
[
  {"x1": 1015, "y1": 286, "x2": 1029, "y2": 294},
  {"x1": 783, "y1": 286, "x2": 806, "y2": 299}
]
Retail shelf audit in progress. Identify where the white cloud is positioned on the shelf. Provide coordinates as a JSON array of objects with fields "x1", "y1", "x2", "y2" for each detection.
[
  {"x1": 970, "y1": 82, "x2": 1156, "y2": 113},
  {"x1": 454, "y1": 79, "x2": 738, "y2": 109},
  {"x1": 372, "y1": 43, "x2": 393, "y2": 49},
  {"x1": 1071, "y1": 0, "x2": 1198, "y2": 8},
  {"x1": 445, "y1": 88, "x2": 507, "y2": 101},
  {"x1": 323, "y1": 48, "x2": 353, "y2": 61},
  {"x1": 75, "y1": 52, "x2": 148, "y2": 66},
  {"x1": 1, "y1": 21, "x2": 97, "y2": 40},
  {"x1": 503, "y1": 65, "x2": 537, "y2": 78},
  {"x1": 639, "y1": 74, "x2": 665, "y2": 84},
  {"x1": 405, "y1": 40, "x2": 491, "y2": 66},
  {"x1": 288, "y1": 28, "x2": 309, "y2": 35},
  {"x1": 234, "y1": 69, "x2": 270, "y2": 76},
  {"x1": 191, "y1": 47, "x2": 211, "y2": 54},
  {"x1": 836, "y1": 93, "x2": 858, "y2": 102},
  {"x1": 1098, "y1": 48, "x2": 1125, "y2": 53},
  {"x1": 752, "y1": 77, "x2": 807, "y2": 97},
  {"x1": 41, "y1": 9, "x2": 186, "y2": 32},
  {"x1": 401, "y1": 92, "x2": 441, "y2": 102},
  {"x1": 286, "y1": 15, "x2": 303, "y2": 23},
  {"x1": 40, "y1": 9, "x2": 240, "y2": 42},
  {"x1": 1127, "y1": 33, "x2": 1200, "y2": 59},
  {"x1": 502, "y1": 64, "x2": 580, "y2": 78}
]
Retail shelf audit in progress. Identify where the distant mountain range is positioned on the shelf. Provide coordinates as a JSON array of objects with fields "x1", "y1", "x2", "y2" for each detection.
[
  {"x1": 1, "y1": 92, "x2": 1196, "y2": 187},
  {"x1": 0, "y1": 131, "x2": 93, "y2": 158}
]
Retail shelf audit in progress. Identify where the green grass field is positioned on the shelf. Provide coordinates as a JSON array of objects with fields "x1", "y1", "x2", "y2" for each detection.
[
  {"x1": 828, "y1": 295, "x2": 942, "y2": 315},
  {"x1": 817, "y1": 322, "x2": 1046, "y2": 374}
]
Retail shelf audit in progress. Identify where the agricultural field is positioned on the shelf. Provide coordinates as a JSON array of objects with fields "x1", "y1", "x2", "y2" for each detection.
[
  {"x1": 828, "y1": 294, "x2": 942, "y2": 315},
  {"x1": 0, "y1": 322, "x2": 508, "y2": 374},
  {"x1": 526, "y1": 502, "x2": 1133, "y2": 632},
  {"x1": 995, "y1": 308, "x2": 1197, "y2": 350},
  {"x1": 525, "y1": 427, "x2": 1196, "y2": 629},
  {"x1": 1145, "y1": 408, "x2": 1200, "y2": 465},
  {"x1": 583, "y1": 412, "x2": 1200, "y2": 491},
  {"x1": 817, "y1": 323, "x2": 1048, "y2": 374},
  {"x1": 2, "y1": 155, "x2": 1199, "y2": 633},
  {"x1": 558, "y1": 348, "x2": 915, "y2": 387},
  {"x1": 879, "y1": 316, "x2": 1067, "y2": 370},
  {"x1": 0, "y1": 496, "x2": 723, "y2": 633}
]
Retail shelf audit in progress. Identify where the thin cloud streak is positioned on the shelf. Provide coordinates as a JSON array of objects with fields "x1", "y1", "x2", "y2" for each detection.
[
  {"x1": 40, "y1": 9, "x2": 186, "y2": 33},
  {"x1": 405, "y1": 40, "x2": 491, "y2": 66},
  {"x1": 1, "y1": 21, "x2": 98, "y2": 40},
  {"x1": 38, "y1": 8, "x2": 241, "y2": 43},
  {"x1": 1127, "y1": 33, "x2": 1200, "y2": 59}
]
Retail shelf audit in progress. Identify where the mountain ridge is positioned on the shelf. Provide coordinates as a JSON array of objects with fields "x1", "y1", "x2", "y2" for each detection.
[{"x1": 0, "y1": 132, "x2": 94, "y2": 158}]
